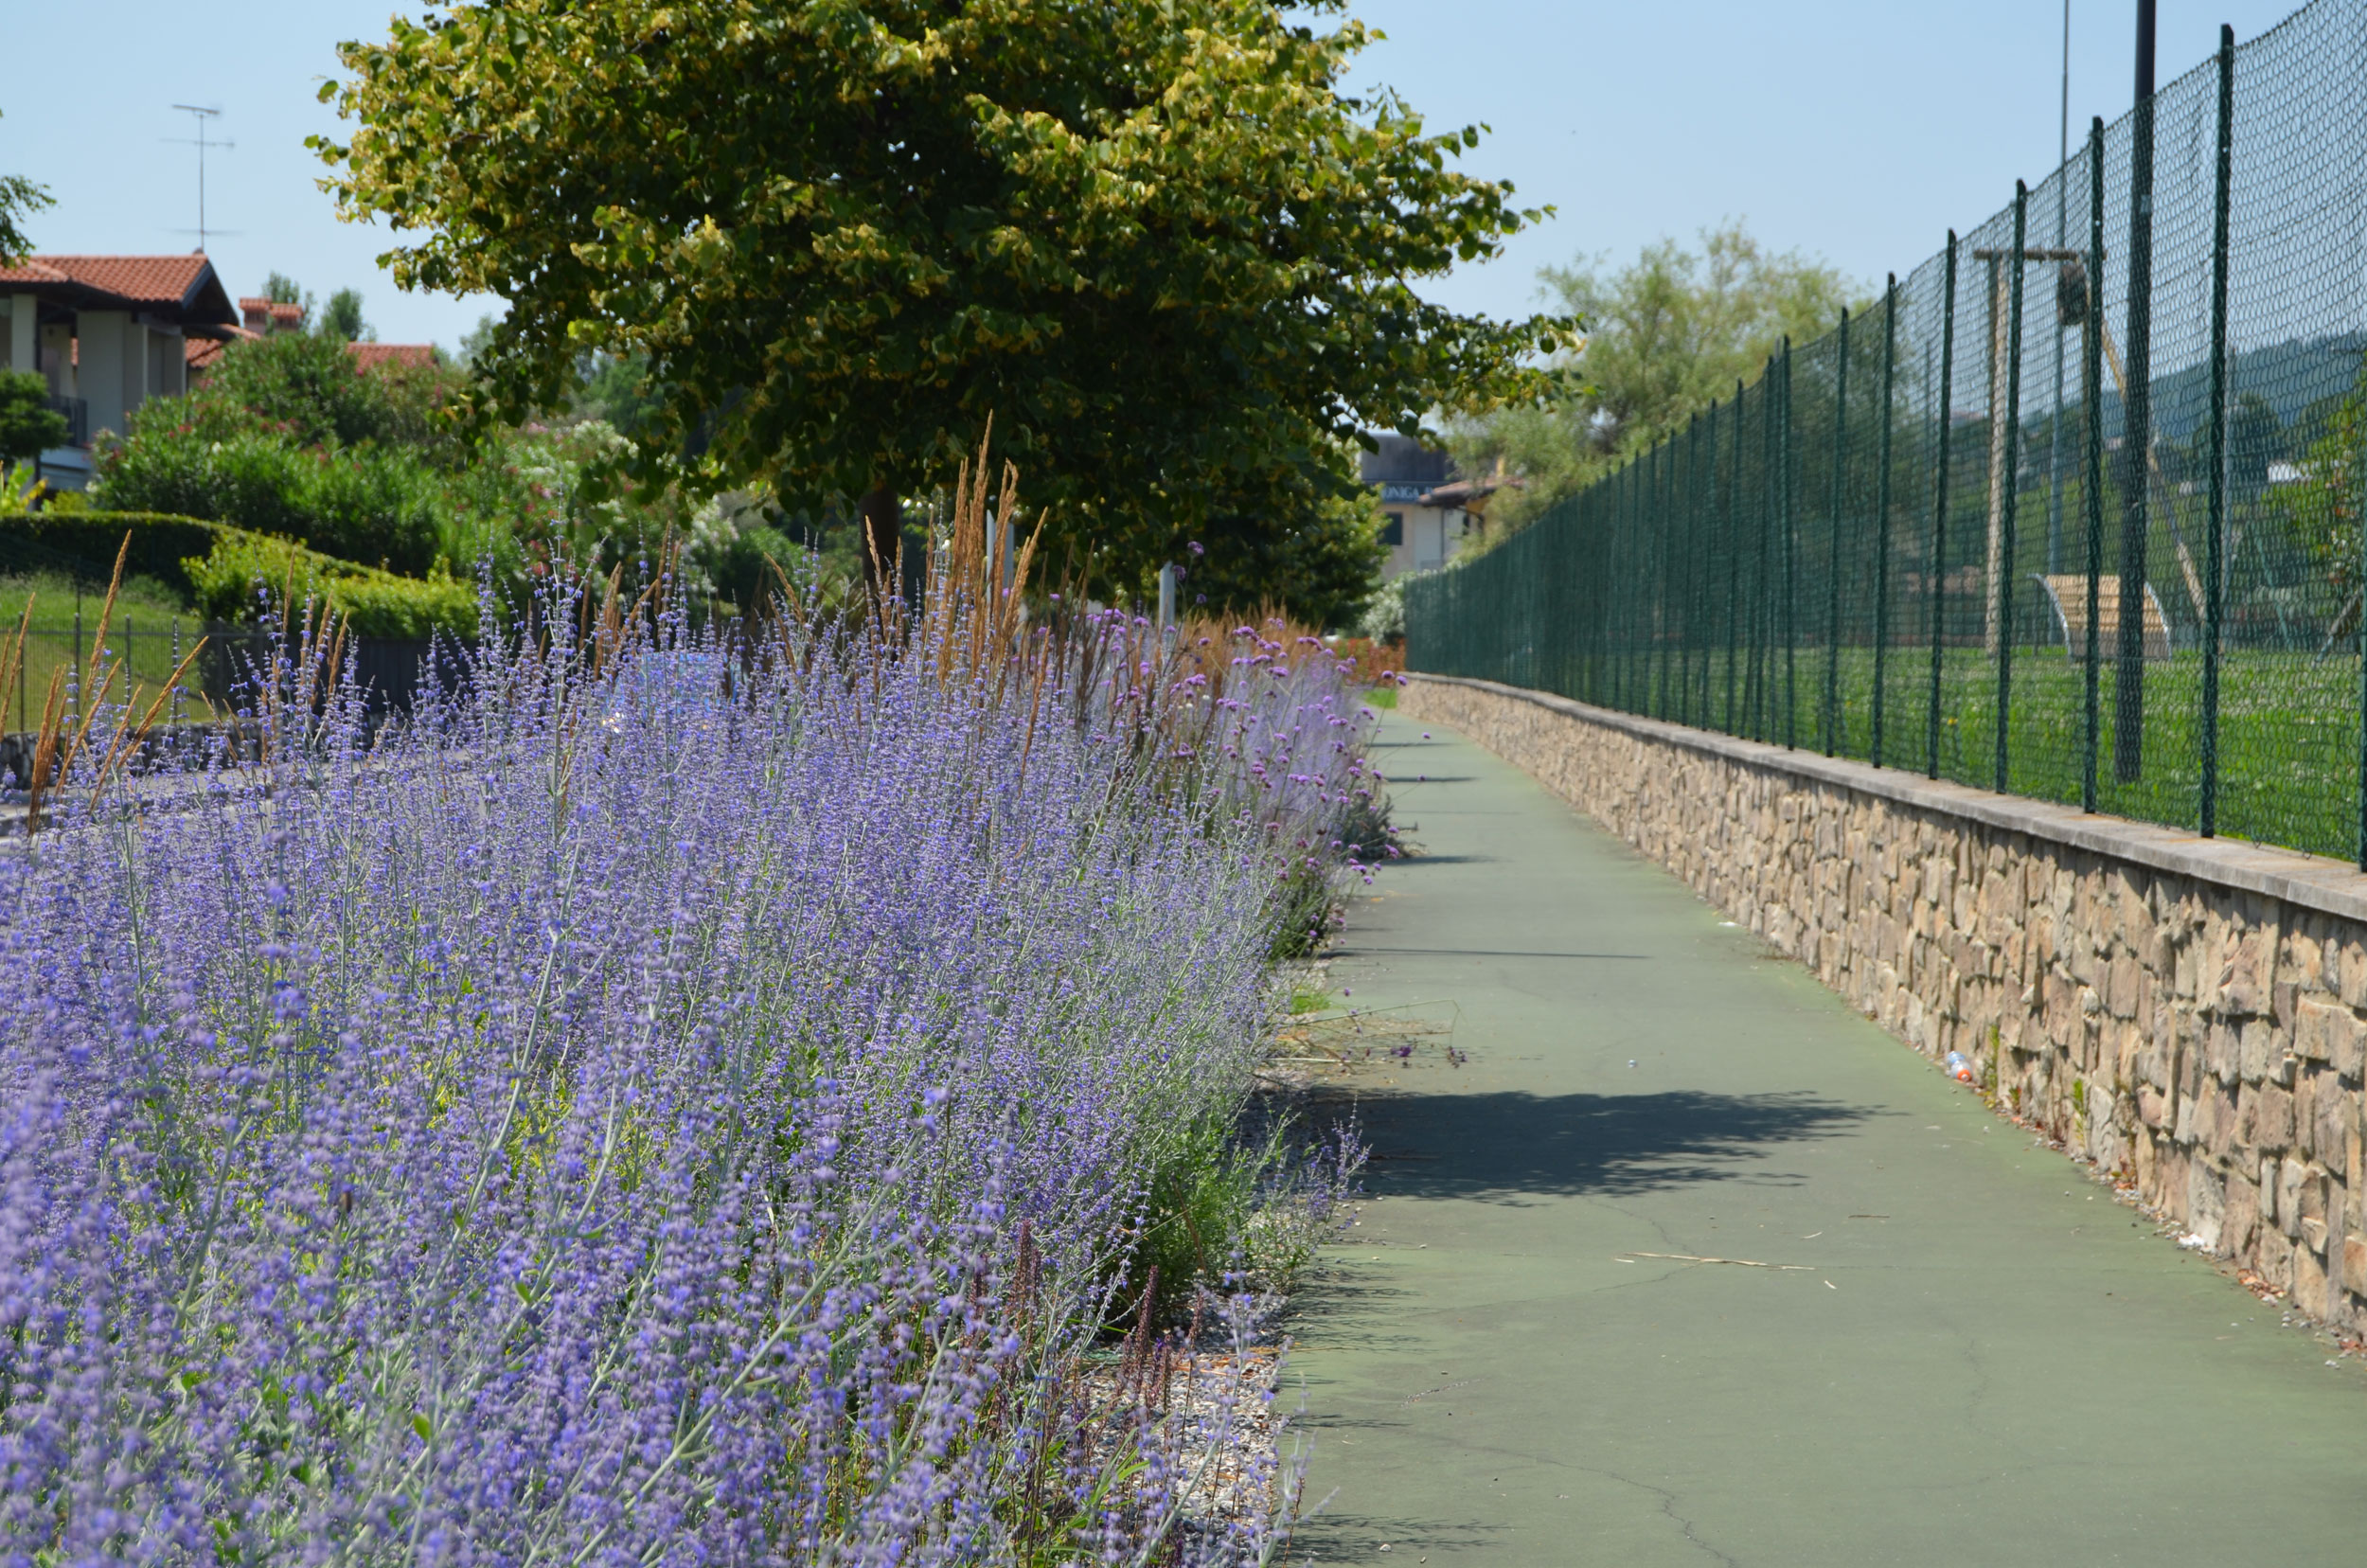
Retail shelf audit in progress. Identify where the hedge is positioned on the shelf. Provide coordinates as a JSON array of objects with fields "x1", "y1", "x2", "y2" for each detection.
[
  {"x1": 0, "y1": 511, "x2": 223, "y2": 595},
  {"x1": 0, "y1": 511, "x2": 481, "y2": 639},
  {"x1": 183, "y1": 534, "x2": 479, "y2": 640}
]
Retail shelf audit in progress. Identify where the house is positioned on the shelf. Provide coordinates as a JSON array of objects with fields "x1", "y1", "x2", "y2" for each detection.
[
  {"x1": 1362, "y1": 436, "x2": 1461, "y2": 580},
  {"x1": 0, "y1": 253, "x2": 240, "y2": 488},
  {"x1": 184, "y1": 298, "x2": 439, "y2": 384},
  {"x1": 1361, "y1": 435, "x2": 1512, "y2": 581},
  {"x1": 230, "y1": 296, "x2": 438, "y2": 372}
]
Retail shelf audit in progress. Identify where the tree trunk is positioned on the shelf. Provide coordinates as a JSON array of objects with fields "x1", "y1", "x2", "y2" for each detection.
[{"x1": 858, "y1": 482, "x2": 902, "y2": 608}]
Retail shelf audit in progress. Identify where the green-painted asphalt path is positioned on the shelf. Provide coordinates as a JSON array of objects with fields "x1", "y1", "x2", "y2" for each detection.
[{"x1": 1290, "y1": 715, "x2": 2367, "y2": 1564}]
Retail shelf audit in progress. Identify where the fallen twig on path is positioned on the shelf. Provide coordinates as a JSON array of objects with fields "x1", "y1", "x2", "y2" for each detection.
[{"x1": 1616, "y1": 1252, "x2": 1815, "y2": 1272}]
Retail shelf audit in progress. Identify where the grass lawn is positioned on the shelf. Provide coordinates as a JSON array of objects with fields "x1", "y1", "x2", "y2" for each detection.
[
  {"x1": 1520, "y1": 643, "x2": 2367, "y2": 864},
  {"x1": 0, "y1": 573, "x2": 213, "y2": 733}
]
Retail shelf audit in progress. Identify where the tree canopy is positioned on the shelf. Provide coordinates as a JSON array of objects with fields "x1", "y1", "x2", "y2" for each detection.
[
  {"x1": 0, "y1": 370, "x2": 68, "y2": 470},
  {"x1": 320, "y1": 287, "x2": 372, "y2": 343},
  {"x1": 1450, "y1": 221, "x2": 1859, "y2": 534},
  {"x1": 317, "y1": 0, "x2": 1564, "y2": 617},
  {"x1": 0, "y1": 112, "x2": 52, "y2": 266}
]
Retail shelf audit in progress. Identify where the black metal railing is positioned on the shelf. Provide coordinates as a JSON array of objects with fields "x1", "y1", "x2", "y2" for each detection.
[{"x1": 45, "y1": 395, "x2": 87, "y2": 447}]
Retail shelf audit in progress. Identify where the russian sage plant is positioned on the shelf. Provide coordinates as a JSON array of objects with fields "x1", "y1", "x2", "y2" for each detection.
[{"x1": 0, "y1": 567, "x2": 1380, "y2": 1564}]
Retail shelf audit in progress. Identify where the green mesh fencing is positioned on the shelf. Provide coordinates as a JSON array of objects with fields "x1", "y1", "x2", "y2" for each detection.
[{"x1": 1406, "y1": 0, "x2": 2367, "y2": 865}]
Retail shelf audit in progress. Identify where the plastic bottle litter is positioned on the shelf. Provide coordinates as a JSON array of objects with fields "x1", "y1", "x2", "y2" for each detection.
[{"x1": 1944, "y1": 1051, "x2": 1975, "y2": 1083}]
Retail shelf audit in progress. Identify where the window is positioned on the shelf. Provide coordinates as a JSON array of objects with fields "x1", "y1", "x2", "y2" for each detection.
[{"x1": 1379, "y1": 510, "x2": 1404, "y2": 545}]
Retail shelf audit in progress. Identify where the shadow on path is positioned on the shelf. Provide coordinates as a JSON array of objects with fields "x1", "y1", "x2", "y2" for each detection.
[{"x1": 1344, "y1": 1089, "x2": 1876, "y2": 1201}]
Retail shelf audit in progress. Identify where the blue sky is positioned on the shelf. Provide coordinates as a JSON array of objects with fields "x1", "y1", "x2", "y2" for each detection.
[{"x1": 0, "y1": 1, "x2": 2311, "y2": 354}]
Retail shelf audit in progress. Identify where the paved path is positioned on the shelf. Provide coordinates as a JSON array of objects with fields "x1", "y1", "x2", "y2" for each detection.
[{"x1": 1290, "y1": 715, "x2": 2367, "y2": 1565}]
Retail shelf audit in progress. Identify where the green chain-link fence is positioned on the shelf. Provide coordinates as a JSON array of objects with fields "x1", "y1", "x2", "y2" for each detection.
[{"x1": 1406, "y1": 0, "x2": 2367, "y2": 865}]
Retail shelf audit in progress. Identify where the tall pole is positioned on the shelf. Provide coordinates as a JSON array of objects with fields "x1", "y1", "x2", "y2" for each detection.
[
  {"x1": 1873, "y1": 276, "x2": 1898, "y2": 769},
  {"x1": 1657, "y1": 442, "x2": 1674, "y2": 719},
  {"x1": 1783, "y1": 339, "x2": 1798, "y2": 749},
  {"x1": 2199, "y1": 25, "x2": 2234, "y2": 837},
  {"x1": 1984, "y1": 250, "x2": 2010, "y2": 651},
  {"x1": 1826, "y1": 309, "x2": 1851, "y2": 757},
  {"x1": 2084, "y1": 118, "x2": 2108, "y2": 813},
  {"x1": 2115, "y1": 0, "x2": 2158, "y2": 783},
  {"x1": 1755, "y1": 363, "x2": 1776, "y2": 739},
  {"x1": 1724, "y1": 382, "x2": 1744, "y2": 732},
  {"x1": 1679, "y1": 419, "x2": 1694, "y2": 723},
  {"x1": 169, "y1": 105, "x2": 228, "y2": 254},
  {"x1": 1996, "y1": 183, "x2": 2031, "y2": 794},
  {"x1": 2047, "y1": 0, "x2": 2073, "y2": 576},
  {"x1": 1930, "y1": 233, "x2": 1960, "y2": 780}
]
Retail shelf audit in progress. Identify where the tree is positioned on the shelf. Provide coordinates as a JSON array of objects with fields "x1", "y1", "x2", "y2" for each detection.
[
  {"x1": 261, "y1": 271, "x2": 316, "y2": 330},
  {"x1": 320, "y1": 287, "x2": 372, "y2": 343},
  {"x1": 570, "y1": 351, "x2": 665, "y2": 444},
  {"x1": 2230, "y1": 390, "x2": 2284, "y2": 501},
  {"x1": 1450, "y1": 220, "x2": 1860, "y2": 533},
  {"x1": 0, "y1": 112, "x2": 51, "y2": 265},
  {"x1": 0, "y1": 369, "x2": 68, "y2": 473},
  {"x1": 317, "y1": 0, "x2": 1564, "y2": 615}
]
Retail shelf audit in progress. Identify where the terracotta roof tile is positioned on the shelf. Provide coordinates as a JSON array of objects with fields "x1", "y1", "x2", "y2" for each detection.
[
  {"x1": 0, "y1": 258, "x2": 71, "y2": 286},
  {"x1": 4, "y1": 255, "x2": 209, "y2": 307},
  {"x1": 0, "y1": 254, "x2": 236, "y2": 327},
  {"x1": 237, "y1": 297, "x2": 306, "y2": 331}
]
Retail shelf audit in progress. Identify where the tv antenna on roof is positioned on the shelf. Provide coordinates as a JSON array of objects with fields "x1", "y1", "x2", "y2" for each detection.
[{"x1": 166, "y1": 105, "x2": 232, "y2": 253}]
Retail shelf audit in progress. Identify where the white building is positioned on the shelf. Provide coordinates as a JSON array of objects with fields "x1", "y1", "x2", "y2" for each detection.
[
  {"x1": 1362, "y1": 435, "x2": 1473, "y2": 581},
  {"x1": 0, "y1": 254, "x2": 240, "y2": 489}
]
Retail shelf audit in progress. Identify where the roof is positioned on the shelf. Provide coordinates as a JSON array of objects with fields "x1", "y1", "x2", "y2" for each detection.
[
  {"x1": 1418, "y1": 474, "x2": 1520, "y2": 509},
  {"x1": 0, "y1": 254, "x2": 237, "y2": 328},
  {"x1": 239, "y1": 297, "x2": 307, "y2": 332},
  {"x1": 347, "y1": 343, "x2": 438, "y2": 370},
  {"x1": 184, "y1": 336, "x2": 229, "y2": 375},
  {"x1": 1360, "y1": 434, "x2": 1454, "y2": 488}
]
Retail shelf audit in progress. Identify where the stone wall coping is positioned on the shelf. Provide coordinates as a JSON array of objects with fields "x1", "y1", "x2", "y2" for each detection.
[{"x1": 1407, "y1": 672, "x2": 2367, "y2": 926}]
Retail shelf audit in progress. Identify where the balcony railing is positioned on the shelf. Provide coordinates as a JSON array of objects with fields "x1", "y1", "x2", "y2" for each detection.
[{"x1": 45, "y1": 395, "x2": 87, "y2": 447}]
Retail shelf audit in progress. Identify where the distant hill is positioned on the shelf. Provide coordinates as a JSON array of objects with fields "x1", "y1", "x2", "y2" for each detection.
[{"x1": 2102, "y1": 332, "x2": 2366, "y2": 443}]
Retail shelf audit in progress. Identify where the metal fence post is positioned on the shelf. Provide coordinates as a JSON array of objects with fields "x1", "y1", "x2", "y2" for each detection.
[
  {"x1": 1825, "y1": 308, "x2": 1850, "y2": 757},
  {"x1": 1624, "y1": 460, "x2": 1639, "y2": 710},
  {"x1": 2358, "y1": 377, "x2": 2367, "y2": 867},
  {"x1": 2200, "y1": 24, "x2": 2234, "y2": 838},
  {"x1": 1995, "y1": 182, "x2": 2030, "y2": 794},
  {"x1": 1930, "y1": 232, "x2": 1959, "y2": 780},
  {"x1": 1782, "y1": 338, "x2": 1798, "y2": 749},
  {"x1": 2084, "y1": 117, "x2": 2108, "y2": 813},
  {"x1": 1677, "y1": 422, "x2": 1692, "y2": 723},
  {"x1": 1696, "y1": 408, "x2": 1715, "y2": 723},
  {"x1": 1755, "y1": 364, "x2": 1776, "y2": 740},
  {"x1": 1605, "y1": 466, "x2": 1620, "y2": 707},
  {"x1": 2116, "y1": 23, "x2": 2158, "y2": 784},
  {"x1": 1657, "y1": 441, "x2": 1674, "y2": 719},
  {"x1": 1874, "y1": 276, "x2": 1898, "y2": 768},
  {"x1": 1733, "y1": 383, "x2": 1752, "y2": 734},
  {"x1": 1683, "y1": 413, "x2": 1702, "y2": 725}
]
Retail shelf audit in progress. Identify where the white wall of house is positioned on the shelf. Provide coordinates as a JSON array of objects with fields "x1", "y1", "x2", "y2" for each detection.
[
  {"x1": 79, "y1": 310, "x2": 128, "y2": 440},
  {"x1": 3, "y1": 294, "x2": 32, "y2": 372},
  {"x1": 39, "y1": 322, "x2": 70, "y2": 396},
  {"x1": 142, "y1": 319, "x2": 183, "y2": 400},
  {"x1": 1379, "y1": 503, "x2": 1470, "y2": 581}
]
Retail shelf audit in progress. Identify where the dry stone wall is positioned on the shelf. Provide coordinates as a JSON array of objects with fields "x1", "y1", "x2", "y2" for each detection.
[{"x1": 1403, "y1": 673, "x2": 2367, "y2": 1329}]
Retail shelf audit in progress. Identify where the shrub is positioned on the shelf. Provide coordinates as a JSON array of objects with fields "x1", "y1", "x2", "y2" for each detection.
[
  {"x1": 187, "y1": 329, "x2": 463, "y2": 455},
  {"x1": 0, "y1": 579, "x2": 1369, "y2": 1559},
  {"x1": 94, "y1": 422, "x2": 447, "y2": 576},
  {"x1": 0, "y1": 509, "x2": 222, "y2": 594},
  {"x1": 182, "y1": 532, "x2": 478, "y2": 638}
]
